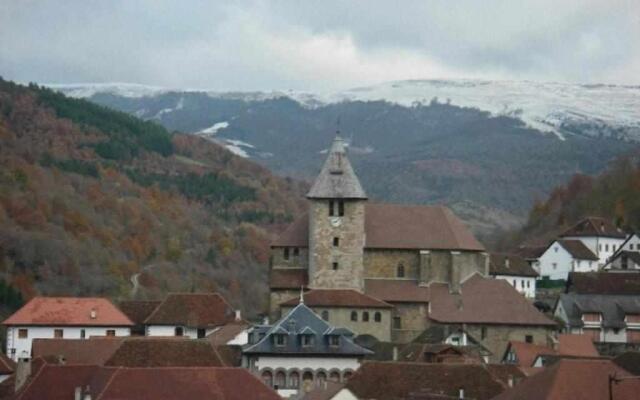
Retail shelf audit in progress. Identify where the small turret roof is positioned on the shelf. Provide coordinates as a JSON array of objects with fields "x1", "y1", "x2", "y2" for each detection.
[{"x1": 307, "y1": 135, "x2": 367, "y2": 199}]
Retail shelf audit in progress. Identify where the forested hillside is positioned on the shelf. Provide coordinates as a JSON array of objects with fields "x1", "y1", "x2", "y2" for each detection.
[
  {"x1": 0, "y1": 78, "x2": 306, "y2": 316},
  {"x1": 493, "y1": 155, "x2": 640, "y2": 250}
]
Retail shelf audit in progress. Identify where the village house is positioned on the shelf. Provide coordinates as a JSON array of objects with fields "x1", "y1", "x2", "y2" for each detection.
[
  {"x1": 269, "y1": 135, "x2": 555, "y2": 356},
  {"x1": 492, "y1": 359, "x2": 640, "y2": 400},
  {"x1": 2, "y1": 297, "x2": 133, "y2": 362},
  {"x1": 144, "y1": 293, "x2": 241, "y2": 338},
  {"x1": 488, "y1": 254, "x2": 538, "y2": 298},
  {"x1": 559, "y1": 216, "x2": 627, "y2": 267},
  {"x1": 242, "y1": 299, "x2": 371, "y2": 398},
  {"x1": 534, "y1": 239, "x2": 599, "y2": 280}
]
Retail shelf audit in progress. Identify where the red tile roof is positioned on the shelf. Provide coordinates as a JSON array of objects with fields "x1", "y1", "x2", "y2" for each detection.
[
  {"x1": 506, "y1": 341, "x2": 556, "y2": 367},
  {"x1": 269, "y1": 268, "x2": 308, "y2": 289},
  {"x1": 97, "y1": 367, "x2": 280, "y2": 400},
  {"x1": 144, "y1": 293, "x2": 235, "y2": 328},
  {"x1": 561, "y1": 217, "x2": 626, "y2": 239},
  {"x1": 272, "y1": 203, "x2": 485, "y2": 251},
  {"x1": 489, "y1": 253, "x2": 538, "y2": 277},
  {"x1": 117, "y1": 300, "x2": 161, "y2": 325},
  {"x1": 492, "y1": 359, "x2": 640, "y2": 400},
  {"x1": 555, "y1": 240, "x2": 598, "y2": 260},
  {"x1": 3, "y1": 297, "x2": 134, "y2": 326},
  {"x1": 0, "y1": 352, "x2": 15, "y2": 375},
  {"x1": 32, "y1": 338, "x2": 124, "y2": 365},
  {"x1": 104, "y1": 338, "x2": 228, "y2": 367},
  {"x1": 15, "y1": 365, "x2": 108, "y2": 400},
  {"x1": 281, "y1": 289, "x2": 392, "y2": 308},
  {"x1": 345, "y1": 361, "x2": 506, "y2": 400},
  {"x1": 428, "y1": 275, "x2": 556, "y2": 326},
  {"x1": 556, "y1": 334, "x2": 599, "y2": 357},
  {"x1": 567, "y1": 272, "x2": 640, "y2": 295},
  {"x1": 365, "y1": 279, "x2": 430, "y2": 303}
]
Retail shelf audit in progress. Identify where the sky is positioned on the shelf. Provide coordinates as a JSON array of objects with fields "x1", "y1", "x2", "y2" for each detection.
[{"x1": 1, "y1": 0, "x2": 639, "y2": 92}]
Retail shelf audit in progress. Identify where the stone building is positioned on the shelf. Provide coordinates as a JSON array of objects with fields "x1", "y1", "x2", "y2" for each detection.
[{"x1": 269, "y1": 135, "x2": 555, "y2": 356}]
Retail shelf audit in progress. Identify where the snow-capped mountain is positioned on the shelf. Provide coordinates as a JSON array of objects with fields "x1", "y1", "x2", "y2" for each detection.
[{"x1": 48, "y1": 79, "x2": 640, "y2": 140}]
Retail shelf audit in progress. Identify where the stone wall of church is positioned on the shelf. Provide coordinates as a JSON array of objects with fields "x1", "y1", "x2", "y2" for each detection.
[
  {"x1": 464, "y1": 324, "x2": 553, "y2": 363},
  {"x1": 271, "y1": 247, "x2": 309, "y2": 269},
  {"x1": 269, "y1": 290, "x2": 299, "y2": 321},
  {"x1": 391, "y1": 303, "x2": 429, "y2": 343},
  {"x1": 420, "y1": 250, "x2": 489, "y2": 288},
  {"x1": 308, "y1": 200, "x2": 365, "y2": 291},
  {"x1": 281, "y1": 306, "x2": 392, "y2": 342},
  {"x1": 364, "y1": 250, "x2": 420, "y2": 279}
]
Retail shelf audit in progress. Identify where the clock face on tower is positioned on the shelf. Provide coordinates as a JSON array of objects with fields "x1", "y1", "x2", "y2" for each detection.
[{"x1": 330, "y1": 217, "x2": 342, "y2": 227}]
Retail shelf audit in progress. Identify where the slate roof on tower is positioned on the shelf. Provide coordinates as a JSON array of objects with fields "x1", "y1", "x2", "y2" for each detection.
[
  {"x1": 272, "y1": 204, "x2": 484, "y2": 251},
  {"x1": 306, "y1": 135, "x2": 367, "y2": 199}
]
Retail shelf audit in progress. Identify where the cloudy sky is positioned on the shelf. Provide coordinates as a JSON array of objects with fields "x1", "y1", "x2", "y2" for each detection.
[{"x1": 1, "y1": 0, "x2": 638, "y2": 92}]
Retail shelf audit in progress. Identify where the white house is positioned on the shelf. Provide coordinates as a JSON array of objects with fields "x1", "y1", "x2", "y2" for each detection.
[
  {"x1": 489, "y1": 253, "x2": 538, "y2": 298},
  {"x1": 535, "y1": 240, "x2": 599, "y2": 280},
  {"x1": 604, "y1": 251, "x2": 640, "y2": 272},
  {"x1": 144, "y1": 293, "x2": 240, "y2": 338},
  {"x1": 2, "y1": 297, "x2": 133, "y2": 361},
  {"x1": 560, "y1": 217, "x2": 627, "y2": 267},
  {"x1": 242, "y1": 301, "x2": 371, "y2": 398}
]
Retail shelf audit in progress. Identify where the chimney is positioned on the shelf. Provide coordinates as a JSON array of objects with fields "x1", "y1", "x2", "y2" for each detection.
[
  {"x1": 75, "y1": 387, "x2": 82, "y2": 400},
  {"x1": 505, "y1": 257, "x2": 510, "y2": 269},
  {"x1": 90, "y1": 308, "x2": 97, "y2": 319},
  {"x1": 392, "y1": 346, "x2": 398, "y2": 361},
  {"x1": 83, "y1": 385, "x2": 92, "y2": 400},
  {"x1": 234, "y1": 310, "x2": 241, "y2": 321},
  {"x1": 508, "y1": 375, "x2": 514, "y2": 388},
  {"x1": 14, "y1": 358, "x2": 32, "y2": 392},
  {"x1": 262, "y1": 316, "x2": 269, "y2": 325},
  {"x1": 459, "y1": 388, "x2": 465, "y2": 399}
]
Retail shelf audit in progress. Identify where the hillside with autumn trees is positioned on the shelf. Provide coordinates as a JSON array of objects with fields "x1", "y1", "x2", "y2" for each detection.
[
  {"x1": 493, "y1": 154, "x2": 640, "y2": 250},
  {"x1": 0, "y1": 78, "x2": 307, "y2": 317}
]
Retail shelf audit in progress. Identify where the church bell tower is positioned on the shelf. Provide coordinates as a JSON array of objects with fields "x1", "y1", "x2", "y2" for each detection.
[{"x1": 307, "y1": 135, "x2": 367, "y2": 291}]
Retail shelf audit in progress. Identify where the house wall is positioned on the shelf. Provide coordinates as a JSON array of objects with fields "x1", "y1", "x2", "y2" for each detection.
[
  {"x1": 607, "y1": 255, "x2": 640, "y2": 272},
  {"x1": 391, "y1": 303, "x2": 429, "y2": 343},
  {"x1": 464, "y1": 325, "x2": 552, "y2": 363},
  {"x1": 280, "y1": 306, "x2": 392, "y2": 342},
  {"x1": 271, "y1": 247, "x2": 309, "y2": 269},
  {"x1": 364, "y1": 250, "x2": 420, "y2": 280},
  {"x1": 537, "y1": 242, "x2": 575, "y2": 280},
  {"x1": 621, "y1": 235, "x2": 640, "y2": 252},
  {"x1": 5, "y1": 326, "x2": 131, "y2": 361},
  {"x1": 146, "y1": 325, "x2": 216, "y2": 339},
  {"x1": 493, "y1": 275, "x2": 536, "y2": 298},
  {"x1": 308, "y1": 200, "x2": 366, "y2": 291}
]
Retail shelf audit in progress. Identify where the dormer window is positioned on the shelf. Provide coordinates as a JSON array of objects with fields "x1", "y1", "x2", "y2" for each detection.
[
  {"x1": 275, "y1": 334, "x2": 287, "y2": 346},
  {"x1": 329, "y1": 335, "x2": 340, "y2": 347},
  {"x1": 301, "y1": 335, "x2": 314, "y2": 347}
]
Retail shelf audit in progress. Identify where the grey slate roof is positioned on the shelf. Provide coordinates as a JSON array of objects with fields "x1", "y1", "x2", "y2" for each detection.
[
  {"x1": 243, "y1": 302, "x2": 372, "y2": 356},
  {"x1": 307, "y1": 135, "x2": 367, "y2": 199},
  {"x1": 558, "y1": 293, "x2": 640, "y2": 329}
]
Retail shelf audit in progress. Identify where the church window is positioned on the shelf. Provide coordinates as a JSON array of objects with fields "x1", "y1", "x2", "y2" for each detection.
[
  {"x1": 329, "y1": 201, "x2": 335, "y2": 216},
  {"x1": 333, "y1": 237, "x2": 340, "y2": 247},
  {"x1": 362, "y1": 311, "x2": 369, "y2": 322},
  {"x1": 351, "y1": 311, "x2": 358, "y2": 321},
  {"x1": 338, "y1": 201, "x2": 345, "y2": 216},
  {"x1": 321, "y1": 310, "x2": 329, "y2": 321},
  {"x1": 284, "y1": 248, "x2": 290, "y2": 260},
  {"x1": 397, "y1": 263, "x2": 405, "y2": 278},
  {"x1": 393, "y1": 317, "x2": 402, "y2": 329},
  {"x1": 374, "y1": 312, "x2": 382, "y2": 322},
  {"x1": 332, "y1": 262, "x2": 339, "y2": 270}
]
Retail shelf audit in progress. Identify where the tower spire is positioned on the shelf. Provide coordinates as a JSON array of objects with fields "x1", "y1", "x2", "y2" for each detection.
[{"x1": 299, "y1": 286, "x2": 305, "y2": 305}]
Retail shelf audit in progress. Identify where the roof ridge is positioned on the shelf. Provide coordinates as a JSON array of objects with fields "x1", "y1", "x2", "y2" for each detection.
[{"x1": 94, "y1": 366, "x2": 122, "y2": 400}]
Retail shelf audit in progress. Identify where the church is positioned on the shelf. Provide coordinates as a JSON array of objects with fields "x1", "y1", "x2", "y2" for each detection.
[{"x1": 269, "y1": 135, "x2": 555, "y2": 359}]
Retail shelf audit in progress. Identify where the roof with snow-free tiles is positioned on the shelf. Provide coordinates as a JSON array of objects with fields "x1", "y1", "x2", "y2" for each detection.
[
  {"x1": 144, "y1": 293, "x2": 235, "y2": 328},
  {"x1": 3, "y1": 297, "x2": 133, "y2": 326}
]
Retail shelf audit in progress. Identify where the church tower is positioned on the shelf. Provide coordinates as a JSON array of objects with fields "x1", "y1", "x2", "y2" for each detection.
[{"x1": 307, "y1": 135, "x2": 367, "y2": 291}]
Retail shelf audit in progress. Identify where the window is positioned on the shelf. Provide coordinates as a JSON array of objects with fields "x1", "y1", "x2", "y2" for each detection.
[
  {"x1": 526, "y1": 281, "x2": 530, "y2": 288},
  {"x1": 613, "y1": 245, "x2": 617, "y2": 251},
  {"x1": 293, "y1": 248, "x2": 299, "y2": 257},
  {"x1": 332, "y1": 262, "x2": 339, "y2": 270},
  {"x1": 197, "y1": 328, "x2": 206, "y2": 338},
  {"x1": 329, "y1": 371, "x2": 340, "y2": 383},
  {"x1": 329, "y1": 336, "x2": 340, "y2": 346},
  {"x1": 521, "y1": 280, "x2": 525, "y2": 289},
  {"x1": 289, "y1": 371, "x2": 300, "y2": 388},
  {"x1": 175, "y1": 327, "x2": 184, "y2": 337},
  {"x1": 481, "y1": 327, "x2": 487, "y2": 340},
  {"x1": 275, "y1": 371, "x2": 286, "y2": 389},
  {"x1": 302, "y1": 335, "x2": 313, "y2": 347},
  {"x1": 552, "y1": 263, "x2": 557, "y2": 270},
  {"x1": 106, "y1": 330, "x2": 116, "y2": 337},
  {"x1": 338, "y1": 201, "x2": 345, "y2": 217},
  {"x1": 525, "y1": 335, "x2": 533, "y2": 343},
  {"x1": 284, "y1": 248, "x2": 290, "y2": 260},
  {"x1": 554, "y1": 246, "x2": 558, "y2": 253},
  {"x1": 275, "y1": 334, "x2": 286, "y2": 346},
  {"x1": 362, "y1": 311, "x2": 369, "y2": 322},
  {"x1": 397, "y1": 263, "x2": 405, "y2": 278},
  {"x1": 54, "y1": 329, "x2": 64, "y2": 339},
  {"x1": 329, "y1": 200, "x2": 335, "y2": 216},
  {"x1": 321, "y1": 310, "x2": 329, "y2": 321},
  {"x1": 393, "y1": 317, "x2": 402, "y2": 330},
  {"x1": 351, "y1": 311, "x2": 358, "y2": 321},
  {"x1": 80, "y1": 329, "x2": 86, "y2": 339},
  {"x1": 599, "y1": 244, "x2": 603, "y2": 251},
  {"x1": 374, "y1": 312, "x2": 382, "y2": 322},
  {"x1": 248, "y1": 333, "x2": 254, "y2": 344},
  {"x1": 317, "y1": 371, "x2": 327, "y2": 384},
  {"x1": 631, "y1": 244, "x2": 635, "y2": 250},
  {"x1": 333, "y1": 237, "x2": 340, "y2": 247},
  {"x1": 18, "y1": 329, "x2": 28, "y2": 339},
  {"x1": 606, "y1": 244, "x2": 609, "y2": 252},
  {"x1": 513, "y1": 279, "x2": 516, "y2": 287},
  {"x1": 262, "y1": 371, "x2": 273, "y2": 388}
]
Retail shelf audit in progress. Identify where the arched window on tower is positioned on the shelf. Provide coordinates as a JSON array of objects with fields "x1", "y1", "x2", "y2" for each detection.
[{"x1": 397, "y1": 263, "x2": 405, "y2": 278}]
